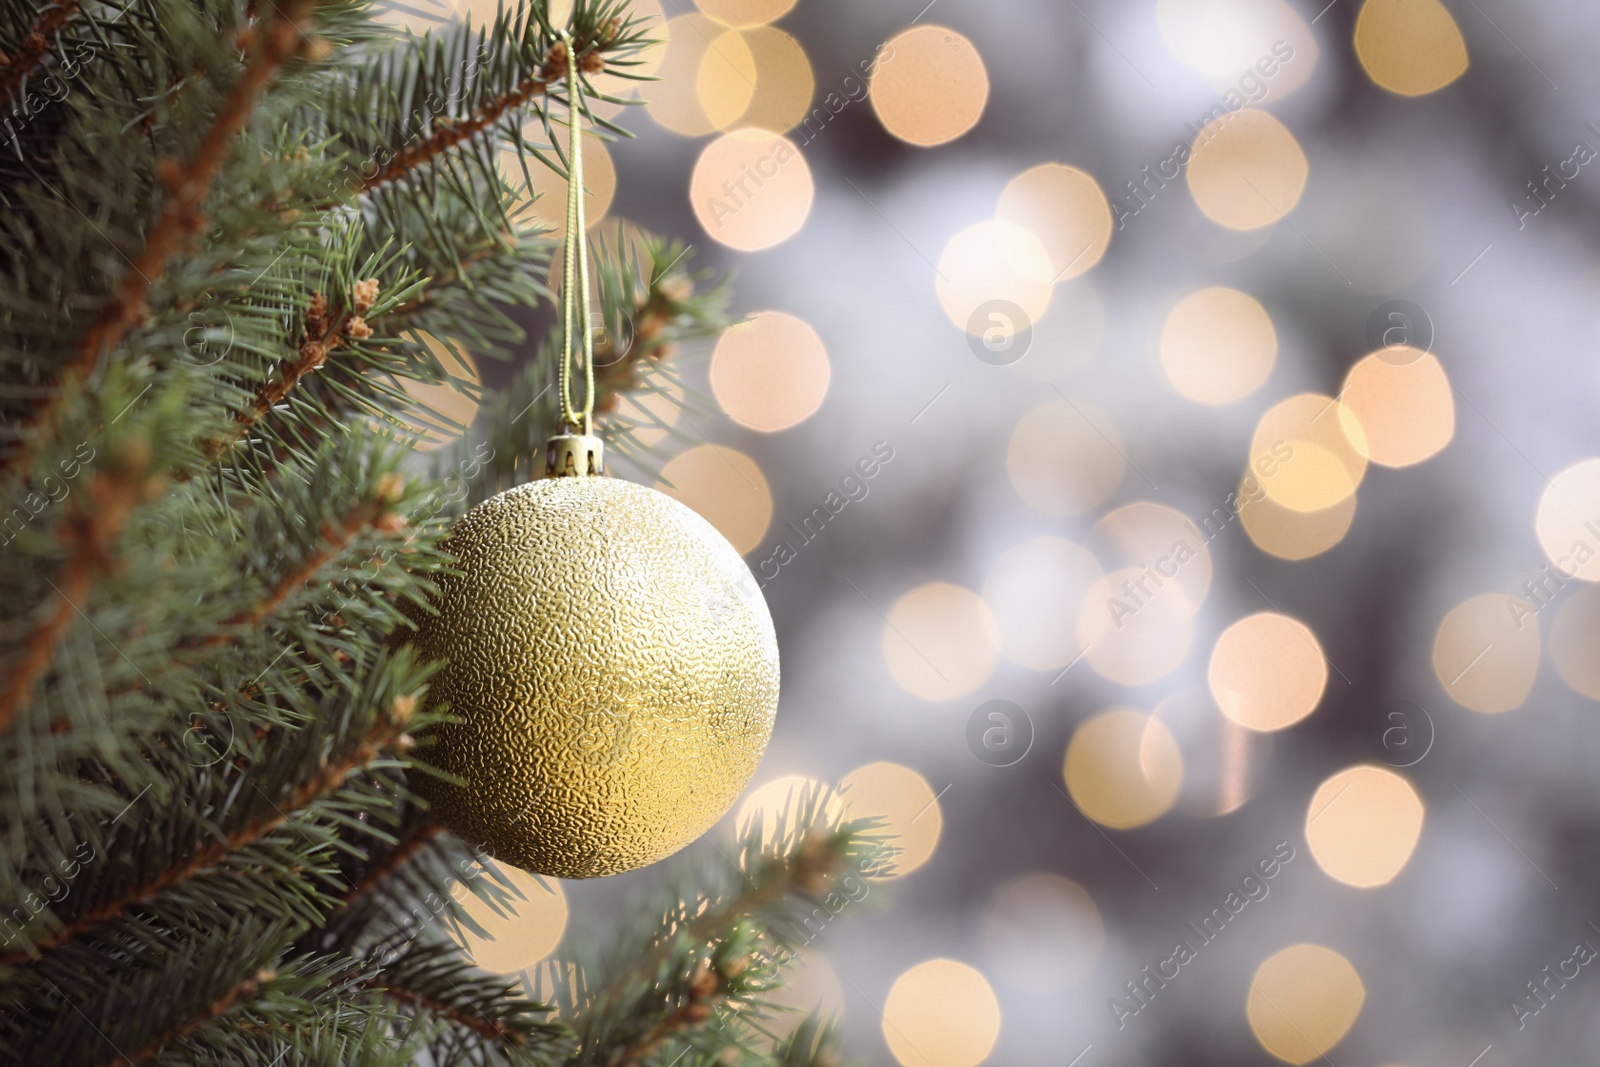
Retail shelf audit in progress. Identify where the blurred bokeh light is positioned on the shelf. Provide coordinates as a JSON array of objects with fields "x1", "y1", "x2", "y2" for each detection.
[
  {"x1": 1064, "y1": 709, "x2": 1184, "y2": 829},
  {"x1": 1186, "y1": 109, "x2": 1308, "y2": 230},
  {"x1": 690, "y1": 129, "x2": 814, "y2": 250},
  {"x1": 982, "y1": 535, "x2": 1103, "y2": 671},
  {"x1": 1353, "y1": 0, "x2": 1469, "y2": 96},
  {"x1": 995, "y1": 164, "x2": 1113, "y2": 281},
  {"x1": 881, "y1": 959, "x2": 1001, "y2": 1067},
  {"x1": 981, "y1": 874, "x2": 1104, "y2": 990},
  {"x1": 1305, "y1": 765, "x2": 1425, "y2": 888},
  {"x1": 1251, "y1": 394, "x2": 1368, "y2": 513},
  {"x1": 1338, "y1": 349, "x2": 1455, "y2": 467},
  {"x1": 1007, "y1": 397, "x2": 1127, "y2": 517},
  {"x1": 1245, "y1": 944, "x2": 1365, "y2": 1064},
  {"x1": 655, "y1": 444, "x2": 773, "y2": 554},
  {"x1": 1208, "y1": 612, "x2": 1328, "y2": 732},
  {"x1": 839, "y1": 761, "x2": 942, "y2": 880},
  {"x1": 709, "y1": 310, "x2": 830, "y2": 431},
  {"x1": 882, "y1": 583, "x2": 999, "y2": 701},
  {"x1": 451, "y1": 860, "x2": 568, "y2": 975},
  {"x1": 1536, "y1": 458, "x2": 1600, "y2": 582},
  {"x1": 1159, "y1": 286, "x2": 1278, "y2": 405},
  {"x1": 870, "y1": 26, "x2": 988, "y2": 147},
  {"x1": 1431, "y1": 593, "x2": 1541, "y2": 714}
]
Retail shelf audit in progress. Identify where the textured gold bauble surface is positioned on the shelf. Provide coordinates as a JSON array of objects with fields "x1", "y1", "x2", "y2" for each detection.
[{"x1": 409, "y1": 475, "x2": 779, "y2": 878}]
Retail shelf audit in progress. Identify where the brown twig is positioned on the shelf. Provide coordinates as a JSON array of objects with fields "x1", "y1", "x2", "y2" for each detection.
[
  {"x1": 86, "y1": 485, "x2": 406, "y2": 720},
  {"x1": 96, "y1": 968, "x2": 269, "y2": 1067},
  {"x1": 0, "y1": 458, "x2": 160, "y2": 735},
  {"x1": 3, "y1": 1, "x2": 313, "y2": 481},
  {"x1": 606, "y1": 965, "x2": 719, "y2": 1067},
  {"x1": 201, "y1": 278, "x2": 381, "y2": 466},
  {"x1": 191, "y1": 488, "x2": 400, "y2": 646},
  {"x1": 1, "y1": 717, "x2": 407, "y2": 965},
  {"x1": 337, "y1": 817, "x2": 444, "y2": 908},
  {"x1": 234, "y1": 314, "x2": 347, "y2": 431},
  {"x1": 0, "y1": 1, "x2": 81, "y2": 108},
  {"x1": 357, "y1": 72, "x2": 553, "y2": 194},
  {"x1": 366, "y1": 980, "x2": 522, "y2": 1044}
]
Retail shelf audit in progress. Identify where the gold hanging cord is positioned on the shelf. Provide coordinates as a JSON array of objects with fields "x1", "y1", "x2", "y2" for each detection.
[{"x1": 556, "y1": 29, "x2": 594, "y2": 436}]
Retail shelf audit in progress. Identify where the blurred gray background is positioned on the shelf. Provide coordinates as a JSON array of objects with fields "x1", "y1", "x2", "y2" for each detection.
[{"x1": 481, "y1": 0, "x2": 1600, "y2": 1063}]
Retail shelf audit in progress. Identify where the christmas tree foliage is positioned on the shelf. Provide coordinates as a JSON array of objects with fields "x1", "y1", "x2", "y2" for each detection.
[{"x1": 0, "y1": 1, "x2": 880, "y2": 1062}]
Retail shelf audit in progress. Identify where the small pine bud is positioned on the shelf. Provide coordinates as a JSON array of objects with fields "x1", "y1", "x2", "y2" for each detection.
[
  {"x1": 544, "y1": 42, "x2": 569, "y2": 79},
  {"x1": 688, "y1": 963, "x2": 719, "y2": 998},
  {"x1": 298, "y1": 339, "x2": 327, "y2": 366},
  {"x1": 580, "y1": 50, "x2": 605, "y2": 75},
  {"x1": 375, "y1": 511, "x2": 407, "y2": 534},
  {"x1": 684, "y1": 1002, "x2": 714, "y2": 1023},
  {"x1": 352, "y1": 278, "x2": 380, "y2": 312},
  {"x1": 658, "y1": 273, "x2": 694, "y2": 303},
  {"x1": 635, "y1": 313, "x2": 665, "y2": 341},
  {"x1": 306, "y1": 290, "x2": 328, "y2": 333},
  {"x1": 345, "y1": 316, "x2": 372, "y2": 341},
  {"x1": 375, "y1": 472, "x2": 405, "y2": 503},
  {"x1": 392, "y1": 694, "x2": 417, "y2": 723},
  {"x1": 304, "y1": 36, "x2": 334, "y2": 61},
  {"x1": 396, "y1": 733, "x2": 416, "y2": 750},
  {"x1": 600, "y1": 17, "x2": 623, "y2": 43}
]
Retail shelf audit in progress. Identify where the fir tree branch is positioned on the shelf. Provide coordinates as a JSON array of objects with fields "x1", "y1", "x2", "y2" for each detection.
[
  {"x1": 0, "y1": 458, "x2": 160, "y2": 735},
  {"x1": 194, "y1": 478, "x2": 405, "y2": 646},
  {"x1": 4, "y1": 0, "x2": 315, "y2": 482},
  {"x1": 355, "y1": 21, "x2": 626, "y2": 196},
  {"x1": 204, "y1": 300, "x2": 355, "y2": 463},
  {"x1": 358, "y1": 69, "x2": 556, "y2": 194},
  {"x1": 1, "y1": 716, "x2": 411, "y2": 964},
  {"x1": 337, "y1": 816, "x2": 445, "y2": 907},
  {"x1": 96, "y1": 968, "x2": 270, "y2": 1067},
  {"x1": 74, "y1": 5, "x2": 315, "y2": 364},
  {"x1": 0, "y1": 0, "x2": 81, "y2": 108},
  {"x1": 606, "y1": 965, "x2": 719, "y2": 1067},
  {"x1": 365, "y1": 978, "x2": 522, "y2": 1044}
]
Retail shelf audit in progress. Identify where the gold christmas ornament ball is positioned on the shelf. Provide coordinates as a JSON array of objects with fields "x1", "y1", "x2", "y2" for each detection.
[{"x1": 408, "y1": 468, "x2": 779, "y2": 879}]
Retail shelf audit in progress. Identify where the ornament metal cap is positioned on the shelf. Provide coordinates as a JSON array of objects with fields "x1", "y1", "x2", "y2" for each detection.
[{"x1": 546, "y1": 433, "x2": 605, "y2": 478}]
